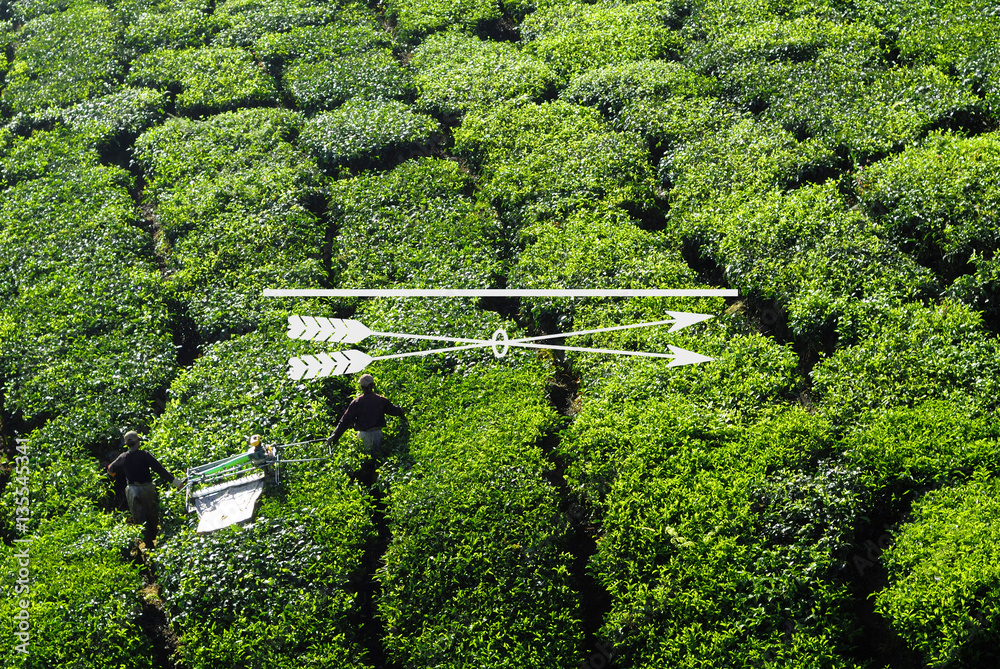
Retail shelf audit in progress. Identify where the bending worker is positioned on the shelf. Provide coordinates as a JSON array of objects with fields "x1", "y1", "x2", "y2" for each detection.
[
  {"x1": 327, "y1": 374, "x2": 405, "y2": 459},
  {"x1": 107, "y1": 431, "x2": 184, "y2": 547}
]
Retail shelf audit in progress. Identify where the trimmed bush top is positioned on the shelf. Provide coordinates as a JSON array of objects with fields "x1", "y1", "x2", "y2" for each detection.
[
  {"x1": 521, "y1": 0, "x2": 685, "y2": 81},
  {"x1": 284, "y1": 49, "x2": 414, "y2": 113},
  {"x1": 213, "y1": 0, "x2": 339, "y2": 46},
  {"x1": 410, "y1": 31, "x2": 558, "y2": 116},
  {"x1": 4, "y1": 3, "x2": 123, "y2": 115},
  {"x1": 384, "y1": 0, "x2": 502, "y2": 41},
  {"x1": 454, "y1": 100, "x2": 656, "y2": 225},
  {"x1": 128, "y1": 46, "x2": 279, "y2": 114},
  {"x1": 300, "y1": 99, "x2": 440, "y2": 172},
  {"x1": 254, "y1": 18, "x2": 392, "y2": 67},
  {"x1": 562, "y1": 59, "x2": 716, "y2": 116}
]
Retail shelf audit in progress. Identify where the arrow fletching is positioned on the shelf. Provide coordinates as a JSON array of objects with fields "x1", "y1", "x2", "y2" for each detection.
[
  {"x1": 287, "y1": 350, "x2": 374, "y2": 380},
  {"x1": 287, "y1": 316, "x2": 373, "y2": 344}
]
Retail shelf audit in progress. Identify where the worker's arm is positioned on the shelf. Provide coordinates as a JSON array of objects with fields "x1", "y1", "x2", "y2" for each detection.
[
  {"x1": 147, "y1": 453, "x2": 184, "y2": 489},
  {"x1": 107, "y1": 453, "x2": 123, "y2": 478},
  {"x1": 384, "y1": 397, "x2": 405, "y2": 418},
  {"x1": 328, "y1": 401, "x2": 358, "y2": 446}
]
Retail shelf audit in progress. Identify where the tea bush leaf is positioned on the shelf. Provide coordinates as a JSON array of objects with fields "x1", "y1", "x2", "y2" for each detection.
[
  {"x1": 254, "y1": 17, "x2": 392, "y2": 69},
  {"x1": 0, "y1": 511, "x2": 154, "y2": 669},
  {"x1": 212, "y1": 0, "x2": 338, "y2": 47},
  {"x1": 284, "y1": 49, "x2": 414, "y2": 113},
  {"x1": 0, "y1": 129, "x2": 175, "y2": 443},
  {"x1": 811, "y1": 301, "x2": 1000, "y2": 423},
  {"x1": 854, "y1": 130, "x2": 1000, "y2": 281},
  {"x1": 384, "y1": 0, "x2": 502, "y2": 41},
  {"x1": 133, "y1": 108, "x2": 326, "y2": 338},
  {"x1": 561, "y1": 59, "x2": 716, "y2": 117},
  {"x1": 120, "y1": 0, "x2": 220, "y2": 60},
  {"x1": 58, "y1": 87, "x2": 168, "y2": 148}
]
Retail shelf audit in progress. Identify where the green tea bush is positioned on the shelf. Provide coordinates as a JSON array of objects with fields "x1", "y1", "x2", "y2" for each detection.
[
  {"x1": 573, "y1": 395, "x2": 856, "y2": 667},
  {"x1": 149, "y1": 328, "x2": 353, "y2": 473},
  {"x1": 561, "y1": 59, "x2": 716, "y2": 117},
  {"x1": 299, "y1": 99, "x2": 440, "y2": 172},
  {"x1": 811, "y1": 301, "x2": 1000, "y2": 423},
  {"x1": 8, "y1": 0, "x2": 73, "y2": 22},
  {"x1": 706, "y1": 182, "x2": 937, "y2": 344},
  {"x1": 329, "y1": 157, "x2": 504, "y2": 289},
  {"x1": 284, "y1": 49, "x2": 414, "y2": 113},
  {"x1": 127, "y1": 46, "x2": 279, "y2": 115},
  {"x1": 0, "y1": 130, "x2": 175, "y2": 444},
  {"x1": 869, "y1": 0, "x2": 1000, "y2": 116},
  {"x1": 685, "y1": 4, "x2": 984, "y2": 160},
  {"x1": 58, "y1": 87, "x2": 168, "y2": 147},
  {"x1": 410, "y1": 31, "x2": 558, "y2": 117},
  {"x1": 133, "y1": 108, "x2": 326, "y2": 338},
  {"x1": 372, "y1": 362, "x2": 582, "y2": 669},
  {"x1": 521, "y1": 0, "x2": 685, "y2": 81},
  {"x1": 765, "y1": 60, "x2": 981, "y2": 162},
  {"x1": 946, "y1": 251, "x2": 1000, "y2": 328},
  {"x1": 842, "y1": 400, "x2": 1000, "y2": 499},
  {"x1": 153, "y1": 494, "x2": 371, "y2": 668},
  {"x1": 0, "y1": 510, "x2": 154, "y2": 669},
  {"x1": 663, "y1": 117, "x2": 841, "y2": 224},
  {"x1": 3, "y1": 2, "x2": 123, "y2": 115},
  {"x1": 212, "y1": 0, "x2": 338, "y2": 46},
  {"x1": 453, "y1": 100, "x2": 656, "y2": 227},
  {"x1": 613, "y1": 96, "x2": 737, "y2": 158},
  {"x1": 384, "y1": 0, "x2": 501, "y2": 41},
  {"x1": 876, "y1": 473, "x2": 1000, "y2": 667},
  {"x1": 508, "y1": 208, "x2": 700, "y2": 332},
  {"x1": 854, "y1": 131, "x2": 1000, "y2": 280},
  {"x1": 558, "y1": 318, "x2": 800, "y2": 509},
  {"x1": 121, "y1": 0, "x2": 220, "y2": 60}
]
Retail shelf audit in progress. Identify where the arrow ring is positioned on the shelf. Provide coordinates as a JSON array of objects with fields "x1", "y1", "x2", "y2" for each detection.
[{"x1": 490, "y1": 328, "x2": 510, "y2": 359}]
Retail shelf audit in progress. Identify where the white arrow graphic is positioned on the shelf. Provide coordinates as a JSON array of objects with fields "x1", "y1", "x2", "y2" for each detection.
[
  {"x1": 288, "y1": 313, "x2": 713, "y2": 345},
  {"x1": 285, "y1": 314, "x2": 717, "y2": 379},
  {"x1": 288, "y1": 344, "x2": 710, "y2": 379}
]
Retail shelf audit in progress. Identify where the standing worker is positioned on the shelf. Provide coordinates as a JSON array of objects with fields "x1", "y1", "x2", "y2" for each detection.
[
  {"x1": 327, "y1": 374, "x2": 405, "y2": 460},
  {"x1": 107, "y1": 431, "x2": 184, "y2": 547}
]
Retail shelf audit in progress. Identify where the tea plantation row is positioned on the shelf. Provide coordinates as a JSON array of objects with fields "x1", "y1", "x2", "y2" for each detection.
[{"x1": 2, "y1": 0, "x2": 1000, "y2": 667}]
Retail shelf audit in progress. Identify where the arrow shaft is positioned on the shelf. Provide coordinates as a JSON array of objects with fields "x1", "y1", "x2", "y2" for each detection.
[
  {"x1": 369, "y1": 317, "x2": 691, "y2": 347},
  {"x1": 370, "y1": 339, "x2": 677, "y2": 361}
]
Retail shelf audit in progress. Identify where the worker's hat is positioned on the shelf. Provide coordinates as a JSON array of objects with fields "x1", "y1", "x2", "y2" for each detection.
[
  {"x1": 123, "y1": 431, "x2": 141, "y2": 447},
  {"x1": 359, "y1": 374, "x2": 375, "y2": 389},
  {"x1": 249, "y1": 434, "x2": 262, "y2": 448}
]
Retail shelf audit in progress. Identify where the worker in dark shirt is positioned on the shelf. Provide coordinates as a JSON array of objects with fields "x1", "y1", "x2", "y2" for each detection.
[
  {"x1": 327, "y1": 374, "x2": 405, "y2": 460},
  {"x1": 107, "y1": 431, "x2": 184, "y2": 547}
]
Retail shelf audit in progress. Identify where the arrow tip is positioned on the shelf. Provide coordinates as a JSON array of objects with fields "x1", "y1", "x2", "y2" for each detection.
[
  {"x1": 665, "y1": 311, "x2": 714, "y2": 333},
  {"x1": 666, "y1": 345, "x2": 714, "y2": 367}
]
